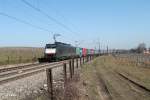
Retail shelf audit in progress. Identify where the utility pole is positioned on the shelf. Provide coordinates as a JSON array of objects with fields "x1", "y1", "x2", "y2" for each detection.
[
  {"x1": 98, "y1": 41, "x2": 101, "y2": 55},
  {"x1": 107, "y1": 45, "x2": 109, "y2": 54}
]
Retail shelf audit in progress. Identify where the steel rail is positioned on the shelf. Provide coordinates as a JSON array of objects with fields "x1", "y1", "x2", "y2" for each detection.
[{"x1": 0, "y1": 63, "x2": 64, "y2": 85}]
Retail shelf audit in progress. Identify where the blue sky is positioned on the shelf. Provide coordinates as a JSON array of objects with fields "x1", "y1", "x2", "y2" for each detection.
[{"x1": 0, "y1": 0, "x2": 150, "y2": 49}]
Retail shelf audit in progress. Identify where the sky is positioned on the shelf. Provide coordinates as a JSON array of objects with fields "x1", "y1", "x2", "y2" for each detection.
[{"x1": 0, "y1": 0, "x2": 150, "y2": 49}]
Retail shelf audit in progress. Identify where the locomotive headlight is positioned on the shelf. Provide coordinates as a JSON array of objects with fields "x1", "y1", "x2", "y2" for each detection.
[{"x1": 45, "y1": 49, "x2": 56, "y2": 54}]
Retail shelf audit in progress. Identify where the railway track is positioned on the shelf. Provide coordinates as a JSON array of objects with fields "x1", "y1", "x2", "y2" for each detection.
[
  {"x1": 96, "y1": 72, "x2": 112, "y2": 100},
  {"x1": 102, "y1": 63, "x2": 150, "y2": 100},
  {"x1": 0, "y1": 60, "x2": 69, "y2": 85},
  {"x1": 0, "y1": 63, "x2": 40, "y2": 73},
  {"x1": 116, "y1": 71, "x2": 150, "y2": 93}
]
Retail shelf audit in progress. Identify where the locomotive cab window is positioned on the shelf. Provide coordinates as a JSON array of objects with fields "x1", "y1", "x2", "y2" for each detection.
[{"x1": 46, "y1": 44, "x2": 56, "y2": 48}]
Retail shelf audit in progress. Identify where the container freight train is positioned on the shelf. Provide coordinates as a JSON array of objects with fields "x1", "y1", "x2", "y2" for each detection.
[{"x1": 39, "y1": 42, "x2": 98, "y2": 62}]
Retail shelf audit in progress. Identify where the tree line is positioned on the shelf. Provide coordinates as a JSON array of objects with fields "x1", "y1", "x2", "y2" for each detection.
[{"x1": 130, "y1": 43, "x2": 149, "y2": 53}]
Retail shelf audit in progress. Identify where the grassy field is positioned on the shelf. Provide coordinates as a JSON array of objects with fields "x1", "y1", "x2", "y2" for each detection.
[
  {"x1": 0, "y1": 47, "x2": 44, "y2": 65},
  {"x1": 110, "y1": 56, "x2": 150, "y2": 89},
  {"x1": 77, "y1": 56, "x2": 150, "y2": 100}
]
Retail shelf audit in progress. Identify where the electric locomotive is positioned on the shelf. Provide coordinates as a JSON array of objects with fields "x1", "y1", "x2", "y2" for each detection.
[{"x1": 44, "y1": 42, "x2": 76, "y2": 61}]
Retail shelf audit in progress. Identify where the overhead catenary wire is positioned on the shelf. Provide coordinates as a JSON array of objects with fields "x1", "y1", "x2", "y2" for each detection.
[
  {"x1": 37, "y1": 0, "x2": 81, "y2": 36},
  {"x1": 52, "y1": 9, "x2": 81, "y2": 35},
  {"x1": 0, "y1": 12, "x2": 51, "y2": 32},
  {"x1": 21, "y1": 0, "x2": 77, "y2": 35},
  {"x1": 45, "y1": 4, "x2": 80, "y2": 34}
]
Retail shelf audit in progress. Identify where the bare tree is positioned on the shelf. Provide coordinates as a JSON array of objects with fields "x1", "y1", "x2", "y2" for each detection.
[{"x1": 136, "y1": 43, "x2": 146, "y2": 53}]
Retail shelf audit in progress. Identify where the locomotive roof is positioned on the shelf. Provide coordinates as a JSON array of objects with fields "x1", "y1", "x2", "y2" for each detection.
[{"x1": 55, "y1": 42, "x2": 71, "y2": 46}]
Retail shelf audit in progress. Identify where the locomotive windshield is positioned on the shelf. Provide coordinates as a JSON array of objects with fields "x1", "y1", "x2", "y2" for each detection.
[{"x1": 46, "y1": 44, "x2": 56, "y2": 48}]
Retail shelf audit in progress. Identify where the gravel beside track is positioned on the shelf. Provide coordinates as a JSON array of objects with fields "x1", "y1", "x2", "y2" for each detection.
[
  {"x1": 0, "y1": 71, "x2": 47, "y2": 100},
  {"x1": 0, "y1": 65, "x2": 64, "y2": 100}
]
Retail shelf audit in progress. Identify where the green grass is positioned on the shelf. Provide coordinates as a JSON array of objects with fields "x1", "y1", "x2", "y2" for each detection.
[{"x1": 0, "y1": 47, "x2": 44, "y2": 65}]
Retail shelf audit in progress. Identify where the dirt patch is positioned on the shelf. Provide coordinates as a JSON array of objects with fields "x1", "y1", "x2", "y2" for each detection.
[{"x1": 97, "y1": 73, "x2": 112, "y2": 100}]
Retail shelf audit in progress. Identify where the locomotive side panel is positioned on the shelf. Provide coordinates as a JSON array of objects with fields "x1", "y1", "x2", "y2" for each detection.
[{"x1": 56, "y1": 43, "x2": 76, "y2": 59}]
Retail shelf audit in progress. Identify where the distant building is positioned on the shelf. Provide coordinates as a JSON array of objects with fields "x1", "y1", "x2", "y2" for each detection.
[{"x1": 143, "y1": 49, "x2": 150, "y2": 55}]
